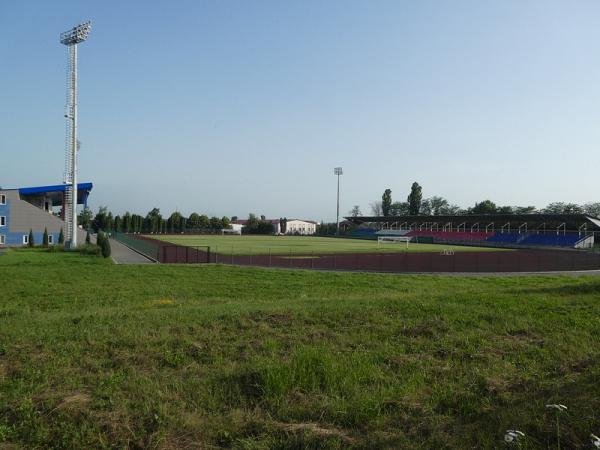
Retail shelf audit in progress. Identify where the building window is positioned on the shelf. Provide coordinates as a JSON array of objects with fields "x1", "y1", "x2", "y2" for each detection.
[
  {"x1": 0, "y1": 194, "x2": 5, "y2": 205},
  {"x1": 0, "y1": 235, "x2": 5, "y2": 245},
  {"x1": 48, "y1": 235, "x2": 54, "y2": 244},
  {"x1": 23, "y1": 234, "x2": 29, "y2": 245},
  {"x1": 0, "y1": 216, "x2": 5, "y2": 226}
]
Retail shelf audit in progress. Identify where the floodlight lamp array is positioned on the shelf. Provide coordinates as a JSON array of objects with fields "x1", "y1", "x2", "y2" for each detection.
[
  {"x1": 334, "y1": 167, "x2": 343, "y2": 175},
  {"x1": 60, "y1": 21, "x2": 92, "y2": 45}
]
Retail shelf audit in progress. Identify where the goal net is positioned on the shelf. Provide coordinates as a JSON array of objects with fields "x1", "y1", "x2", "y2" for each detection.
[{"x1": 378, "y1": 236, "x2": 411, "y2": 248}]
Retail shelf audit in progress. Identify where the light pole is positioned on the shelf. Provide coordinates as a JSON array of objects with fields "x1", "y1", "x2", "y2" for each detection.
[
  {"x1": 60, "y1": 21, "x2": 91, "y2": 248},
  {"x1": 334, "y1": 167, "x2": 343, "y2": 235}
]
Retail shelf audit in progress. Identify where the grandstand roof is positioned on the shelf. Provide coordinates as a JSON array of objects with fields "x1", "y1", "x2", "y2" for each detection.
[
  {"x1": 18, "y1": 183, "x2": 93, "y2": 206},
  {"x1": 346, "y1": 213, "x2": 600, "y2": 230}
]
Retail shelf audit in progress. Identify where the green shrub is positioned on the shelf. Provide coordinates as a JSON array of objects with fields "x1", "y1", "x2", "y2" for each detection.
[
  {"x1": 80, "y1": 244, "x2": 101, "y2": 256},
  {"x1": 97, "y1": 232, "x2": 111, "y2": 258},
  {"x1": 28, "y1": 230, "x2": 34, "y2": 248},
  {"x1": 42, "y1": 228, "x2": 49, "y2": 248},
  {"x1": 58, "y1": 228, "x2": 64, "y2": 244}
]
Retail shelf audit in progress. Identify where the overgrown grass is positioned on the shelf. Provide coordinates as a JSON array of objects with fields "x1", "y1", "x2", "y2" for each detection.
[{"x1": 1, "y1": 249, "x2": 599, "y2": 449}]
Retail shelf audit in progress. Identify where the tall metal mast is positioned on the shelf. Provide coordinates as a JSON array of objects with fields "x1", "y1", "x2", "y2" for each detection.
[
  {"x1": 60, "y1": 21, "x2": 91, "y2": 248},
  {"x1": 334, "y1": 167, "x2": 343, "y2": 236}
]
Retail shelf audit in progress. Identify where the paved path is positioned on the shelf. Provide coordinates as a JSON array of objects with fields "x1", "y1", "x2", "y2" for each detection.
[{"x1": 109, "y1": 239, "x2": 155, "y2": 264}]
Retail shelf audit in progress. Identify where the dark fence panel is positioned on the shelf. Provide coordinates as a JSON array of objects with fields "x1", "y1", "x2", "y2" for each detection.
[
  {"x1": 117, "y1": 234, "x2": 600, "y2": 273},
  {"x1": 214, "y1": 249, "x2": 600, "y2": 273}
]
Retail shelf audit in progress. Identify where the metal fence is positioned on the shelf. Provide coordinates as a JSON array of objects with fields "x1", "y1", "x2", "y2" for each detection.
[
  {"x1": 114, "y1": 234, "x2": 600, "y2": 272},
  {"x1": 205, "y1": 248, "x2": 600, "y2": 273}
]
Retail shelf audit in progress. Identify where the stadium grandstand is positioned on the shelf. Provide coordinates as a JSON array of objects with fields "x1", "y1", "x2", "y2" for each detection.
[
  {"x1": 345, "y1": 213, "x2": 600, "y2": 249},
  {"x1": 0, "y1": 183, "x2": 92, "y2": 246}
]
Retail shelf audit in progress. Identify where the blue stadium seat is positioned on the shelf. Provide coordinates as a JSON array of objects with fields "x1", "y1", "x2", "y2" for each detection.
[{"x1": 486, "y1": 233, "x2": 526, "y2": 244}]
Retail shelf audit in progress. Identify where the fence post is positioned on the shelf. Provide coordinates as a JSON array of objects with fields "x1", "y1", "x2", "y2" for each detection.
[
  {"x1": 311, "y1": 250, "x2": 314, "y2": 269},
  {"x1": 289, "y1": 249, "x2": 292, "y2": 268},
  {"x1": 215, "y1": 245, "x2": 218, "y2": 264},
  {"x1": 231, "y1": 246, "x2": 234, "y2": 265},
  {"x1": 269, "y1": 248, "x2": 272, "y2": 267}
]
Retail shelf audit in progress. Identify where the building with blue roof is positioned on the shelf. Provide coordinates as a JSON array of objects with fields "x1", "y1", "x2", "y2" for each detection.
[{"x1": 0, "y1": 183, "x2": 92, "y2": 247}]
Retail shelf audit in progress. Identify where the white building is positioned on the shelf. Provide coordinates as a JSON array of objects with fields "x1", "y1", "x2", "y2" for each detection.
[
  {"x1": 285, "y1": 219, "x2": 317, "y2": 235},
  {"x1": 229, "y1": 218, "x2": 318, "y2": 235}
]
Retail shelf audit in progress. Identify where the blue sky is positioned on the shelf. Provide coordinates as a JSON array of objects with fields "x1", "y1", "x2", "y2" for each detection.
[{"x1": 1, "y1": 1, "x2": 600, "y2": 221}]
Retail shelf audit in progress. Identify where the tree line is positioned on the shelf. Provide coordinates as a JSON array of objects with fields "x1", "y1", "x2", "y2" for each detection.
[
  {"x1": 78, "y1": 207, "x2": 232, "y2": 234},
  {"x1": 78, "y1": 208, "x2": 287, "y2": 235},
  {"x1": 357, "y1": 182, "x2": 600, "y2": 217}
]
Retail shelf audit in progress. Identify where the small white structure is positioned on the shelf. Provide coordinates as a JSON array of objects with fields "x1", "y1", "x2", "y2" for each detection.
[
  {"x1": 229, "y1": 218, "x2": 318, "y2": 235},
  {"x1": 285, "y1": 219, "x2": 317, "y2": 235},
  {"x1": 229, "y1": 223, "x2": 244, "y2": 234}
]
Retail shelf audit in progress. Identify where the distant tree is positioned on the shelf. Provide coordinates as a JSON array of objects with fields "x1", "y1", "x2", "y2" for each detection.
[
  {"x1": 470, "y1": 200, "x2": 497, "y2": 214},
  {"x1": 514, "y1": 206, "x2": 537, "y2": 214},
  {"x1": 497, "y1": 206, "x2": 514, "y2": 214},
  {"x1": 167, "y1": 212, "x2": 183, "y2": 233},
  {"x1": 122, "y1": 212, "x2": 132, "y2": 233},
  {"x1": 144, "y1": 208, "x2": 162, "y2": 233},
  {"x1": 389, "y1": 201, "x2": 410, "y2": 216},
  {"x1": 443, "y1": 204, "x2": 463, "y2": 215},
  {"x1": 317, "y1": 222, "x2": 338, "y2": 235},
  {"x1": 382, "y1": 189, "x2": 392, "y2": 216},
  {"x1": 428, "y1": 196, "x2": 450, "y2": 215},
  {"x1": 583, "y1": 202, "x2": 600, "y2": 218},
  {"x1": 260, "y1": 215, "x2": 266, "y2": 221},
  {"x1": 188, "y1": 213, "x2": 200, "y2": 229},
  {"x1": 420, "y1": 199, "x2": 432, "y2": 215},
  {"x1": 86, "y1": 230, "x2": 91, "y2": 244},
  {"x1": 244, "y1": 214, "x2": 259, "y2": 232},
  {"x1": 563, "y1": 203, "x2": 584, "y2": 214},
  {"x1": 42, "y1": 228, "x2": 49, "y2": 248},
  {"x1": 78, "y1": 207, "x2": 93, "y2": 230},
  {"x1": 349, "y1": 205, "x2": 361, "y2": 217},
  {"x1": 92, "y1": 206, "x2": 110, "y2": 232},
  {"x1": 209, "y1": 216, "x2": 222, "y2": 230},
  {"x1": 407, "y1": 182, "x2": 422, "y2": 215},
  {"x1": 370, "y1": 201, "x2": 383, "y2": 216},
  {"x1": 114, "y1": 215, "x2": 122, "y2": 232},
  {"x1": 28, "y1": 229, "x2": 34, "y2": 247},
  {"x1": 543, "y1": 202, "x2": 583, "y2": 214},
  {"x1": 58, "y1": 228, "x2": 64, "y2": 244},
  {"x1": 231, "y1": 216, "x2": 238, "y2": 222},
  {"x1": 198, "y1": 215, "x2": 210, "y2": 229},
  {"x1": 107, "y1": 212, "x2": 114, "y2": 234},
  {"x1": 242, "y1": 214, "x2": 274, "y2": 234},
  {"x1": 280, "y1": 217, "x2": 288, "y2": 234},
  {"x1": 221, "y1": 216, "x2": 231, "y2": 229}
]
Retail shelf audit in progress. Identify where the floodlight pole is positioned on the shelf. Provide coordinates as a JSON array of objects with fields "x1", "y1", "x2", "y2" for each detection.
[
  {"x1": 70, "y1": 43, "x2": 78, "y2": 248},
  {"x1": 60, "y1": 21, "x2": 91, "y2": 248},
  {"x1": 334, "y1": 167, "x2": 343, "y2": 236}
]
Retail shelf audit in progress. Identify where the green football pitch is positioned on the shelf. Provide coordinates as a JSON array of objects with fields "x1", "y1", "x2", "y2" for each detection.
[{"x1": 151, "y1": 235, "x2": 506, "y2": 255}]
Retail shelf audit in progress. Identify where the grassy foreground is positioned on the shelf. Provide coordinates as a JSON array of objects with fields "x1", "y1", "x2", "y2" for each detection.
[
  {"x1": 152, "y1": 235, "x2": 505, "y2": 255},
  {"x1": 1, "y1": 250, "x2": 600, "y2": 449}
]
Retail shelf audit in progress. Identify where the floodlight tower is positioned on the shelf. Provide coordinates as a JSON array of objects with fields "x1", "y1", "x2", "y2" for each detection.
[
  {"x1": 60, "y1": 21, "x2": 91, "y2": 248},
  {"x1": 334, "y1": 167, "x2": 343, "y2": 236}
]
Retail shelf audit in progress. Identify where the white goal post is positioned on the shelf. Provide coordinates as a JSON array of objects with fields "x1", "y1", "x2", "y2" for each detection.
[{"x1": 377, "y1": 236, "x2": 411, "y2": 248}]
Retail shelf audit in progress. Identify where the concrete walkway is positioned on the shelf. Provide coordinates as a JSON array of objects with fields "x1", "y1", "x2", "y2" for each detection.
[{"x1": 109, "y1": 238, "x2": 155, "y2": 264}]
